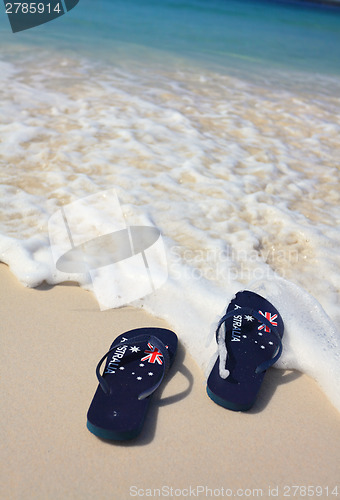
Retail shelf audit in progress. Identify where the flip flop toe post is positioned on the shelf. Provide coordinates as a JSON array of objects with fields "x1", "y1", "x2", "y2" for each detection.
[
  {"x1": 207, "y1": 290, "x2": 284, "y2": 411},
  {"x1": 87, "y1": 327, "x2": 178, "y2": 440}
]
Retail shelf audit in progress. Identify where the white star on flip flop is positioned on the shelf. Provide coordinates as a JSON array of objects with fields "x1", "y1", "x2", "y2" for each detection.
[
  {"x1": 137, "y1": 376, "x2": 142, "y2": 381},
  {"x1": 148, "y1": 372, "x2": 154, "y2": 376},
  {"x1": 129, "y1": 346, "x2": 140, "y2": 353},
  {"x1": 244, "y1": 315, "x2": 254, "y2": 322}
]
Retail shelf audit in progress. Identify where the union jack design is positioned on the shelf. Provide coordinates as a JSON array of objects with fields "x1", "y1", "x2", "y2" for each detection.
[
  {"x1": 141, "y1": 343, "x2": 163, "y2": 365},
  {"x1": 258, "y1": 311, "x2": 278, "y2": 332}
]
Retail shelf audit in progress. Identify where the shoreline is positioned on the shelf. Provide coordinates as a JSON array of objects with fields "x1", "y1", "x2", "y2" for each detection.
[{"x1": 1, "y1": 263, "x2": 339, "y2": 499}]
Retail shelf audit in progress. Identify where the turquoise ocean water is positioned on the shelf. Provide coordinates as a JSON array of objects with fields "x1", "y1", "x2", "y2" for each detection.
[
  {"x1": 1, "y1": 0, "x2": 340, "y2": 79},
  {"x1": 1, "y1": 1, "x2": 340, "y2": 410},
  {"x1": 69, "y1": 0, "x2": 339, "y2": 77}
]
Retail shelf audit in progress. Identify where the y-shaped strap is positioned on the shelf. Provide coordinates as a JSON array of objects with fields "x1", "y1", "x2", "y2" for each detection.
[
  {"x1": 216, "y1": 306, "x2": 283, "y2": 378},
  {"x1": 96, "y1": 334, "x2": 171, "y2": 400}
]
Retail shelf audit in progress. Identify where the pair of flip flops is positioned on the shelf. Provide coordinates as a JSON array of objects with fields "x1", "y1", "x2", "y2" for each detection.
[{"x1": 87, "y1": 291, "x2": 284, "y2": 440}]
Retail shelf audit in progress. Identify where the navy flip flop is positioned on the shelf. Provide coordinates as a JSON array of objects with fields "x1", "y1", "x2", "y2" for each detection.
[
  {"x1": 87, "y1": 327, "x2": 178, "y2": 440},
  {"x1": 207, "y1": 290, "x2": 284, "y2": 411}
]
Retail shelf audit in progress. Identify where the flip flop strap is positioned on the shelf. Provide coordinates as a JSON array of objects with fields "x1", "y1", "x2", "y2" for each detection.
[
  {"x1": 216, "y1": 306, "x2": 283, "y2": 376},
  {"x1": 96, "y1": 334, "x2": 171, "y2": 400}
]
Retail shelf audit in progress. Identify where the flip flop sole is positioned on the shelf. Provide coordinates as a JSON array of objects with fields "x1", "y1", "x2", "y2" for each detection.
[
  {"x1": 86, "y1": 419, "x2": 142, "y2": 441},
  {"x1": 206, "y1": 386, "x2": 258, "y2": 412}
]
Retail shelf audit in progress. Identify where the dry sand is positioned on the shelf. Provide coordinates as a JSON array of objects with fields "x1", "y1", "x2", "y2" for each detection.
[{"x1": 1, "y1": 263, "x2": 339, "y2": 500}]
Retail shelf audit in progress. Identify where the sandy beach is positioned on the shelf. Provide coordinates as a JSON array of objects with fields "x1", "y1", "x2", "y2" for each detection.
[{"x1": 1, "y1": 263, "x2": 339, "y2": 499}]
